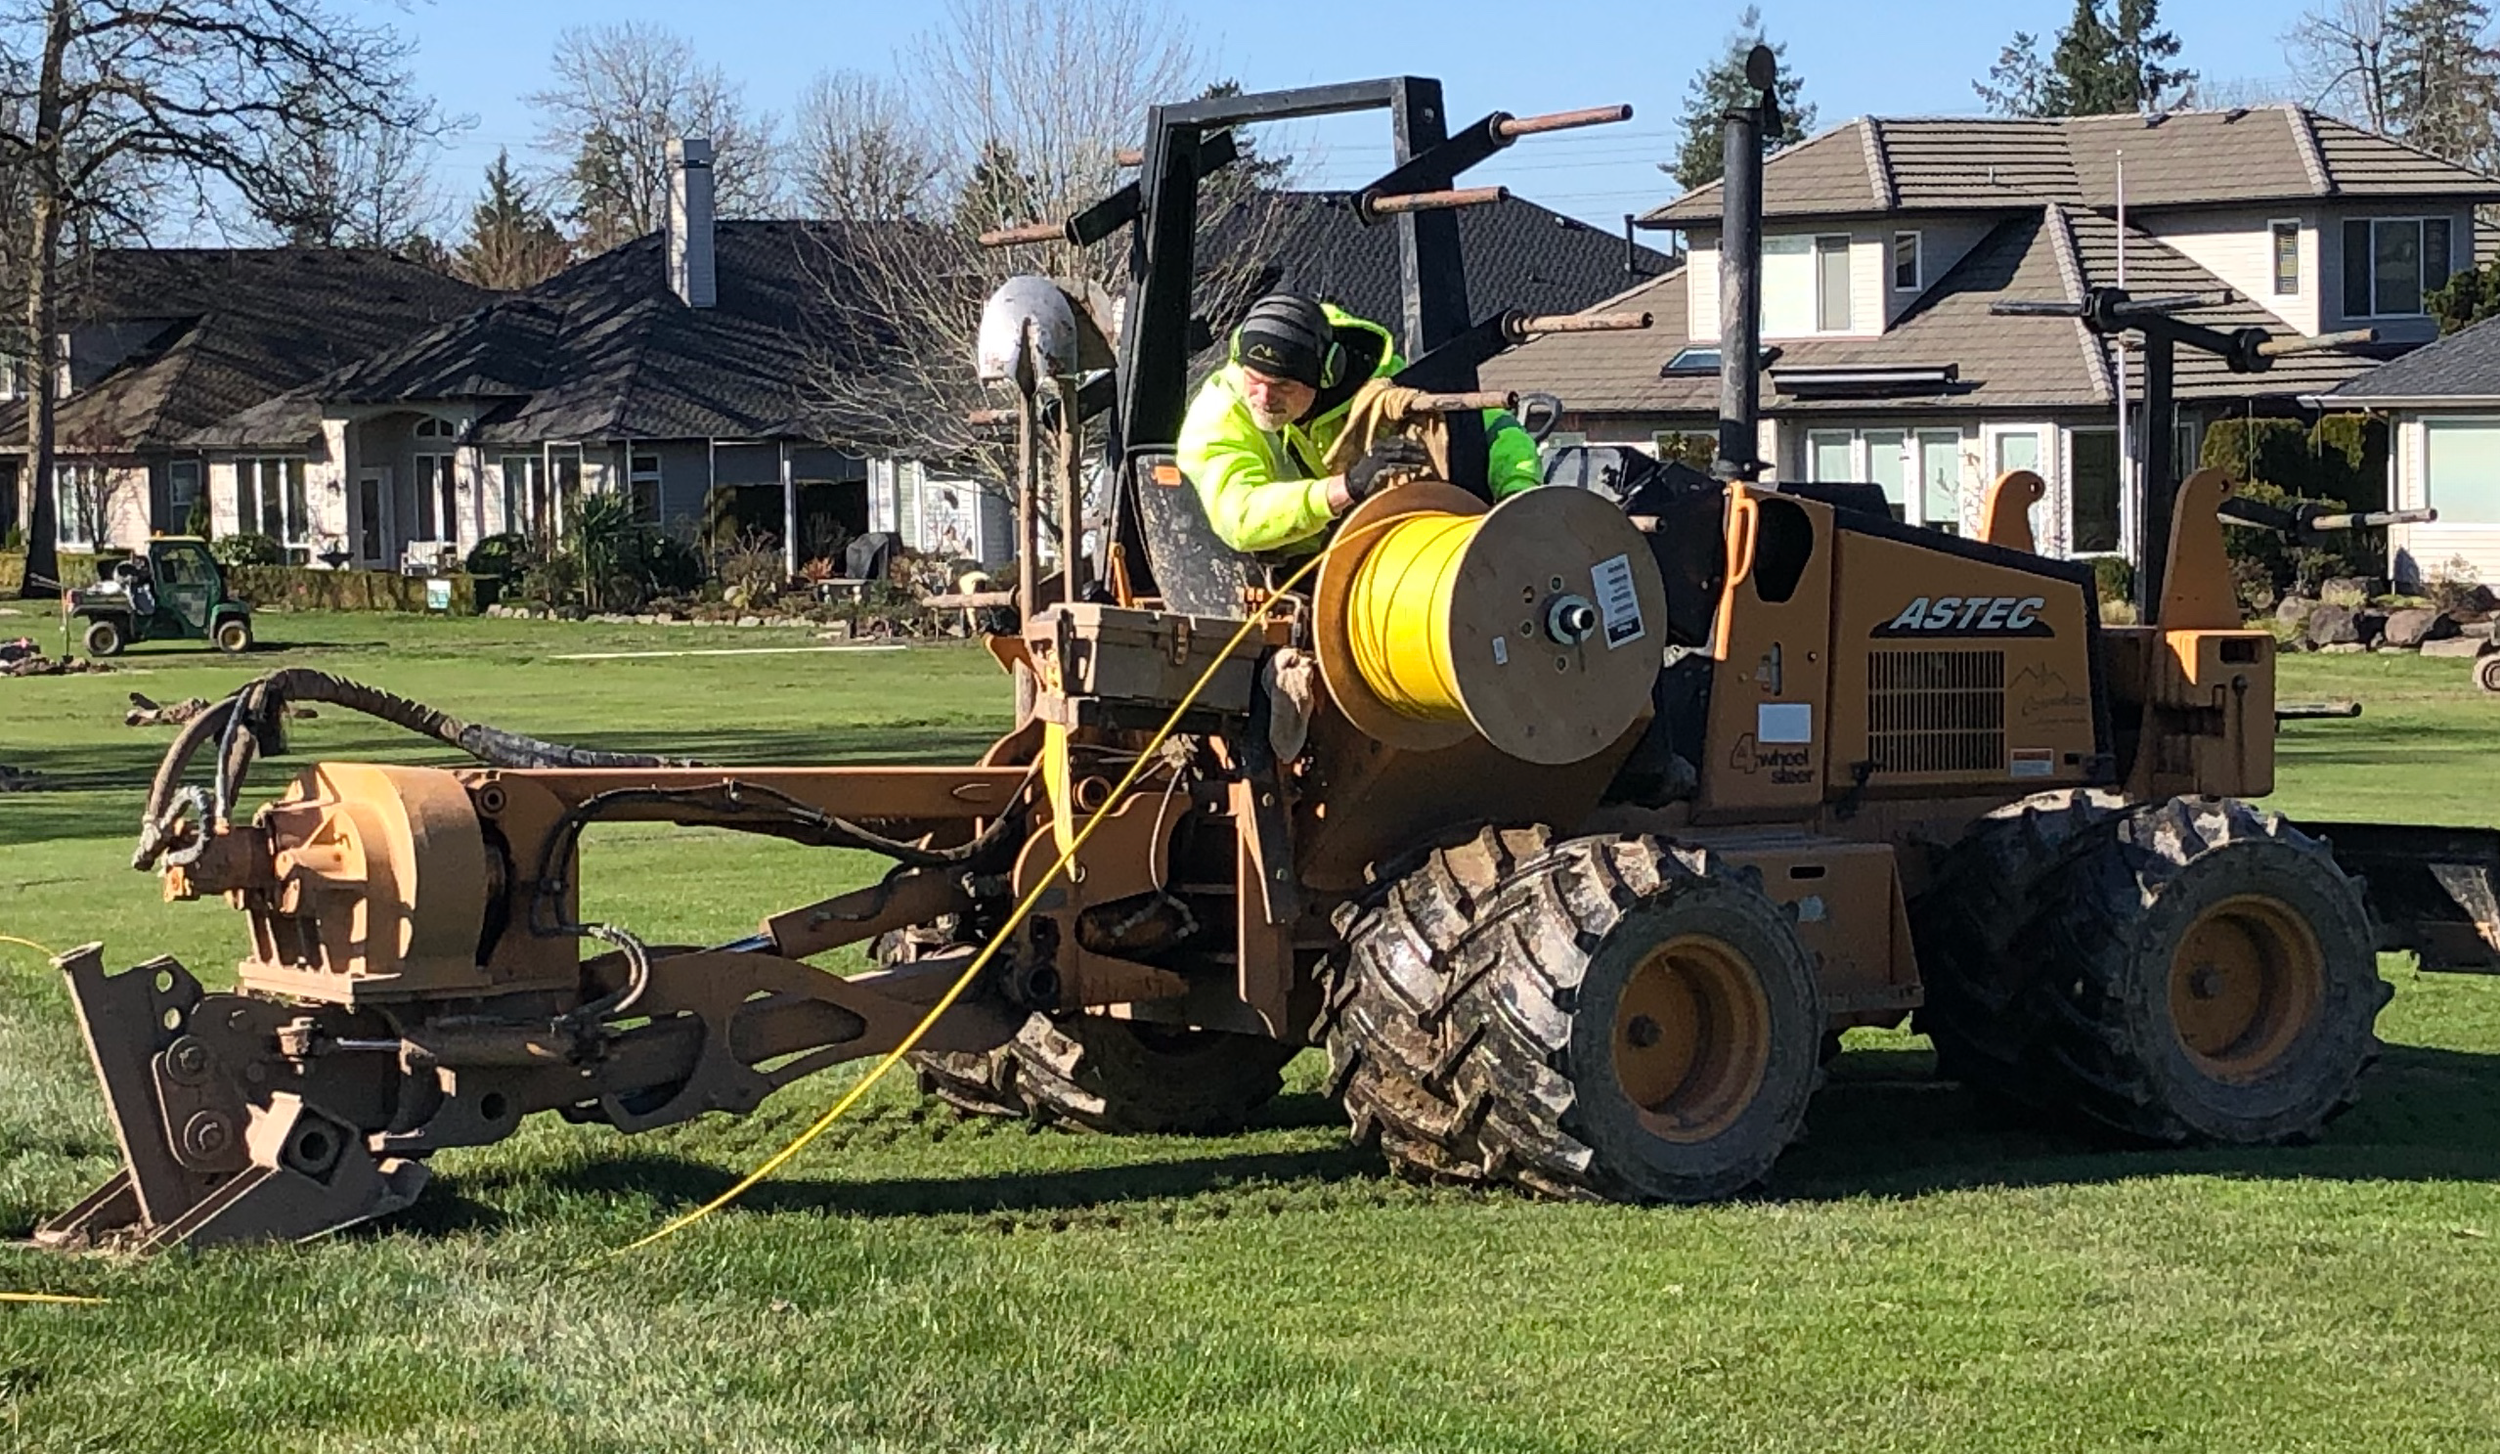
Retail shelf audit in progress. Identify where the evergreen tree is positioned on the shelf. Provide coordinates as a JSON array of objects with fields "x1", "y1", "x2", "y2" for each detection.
[
  {"x1": 1978, "y1": 0, "x2": 2194, "y2": 116},
  {"x1": 454, "y1": 149, "x2": 572, "y2": 290},
  {"x1": 2385, "y1": 0, "x2": 2500, "y2": 168},
  {"x1": 1670, "y1": 6, "x2": 1817, "y2": 191}
]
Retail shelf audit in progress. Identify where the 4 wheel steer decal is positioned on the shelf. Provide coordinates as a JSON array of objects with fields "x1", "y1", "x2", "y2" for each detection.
[{"x1": 1872, "y1": 594, "x2": 2053, "y2": 638}]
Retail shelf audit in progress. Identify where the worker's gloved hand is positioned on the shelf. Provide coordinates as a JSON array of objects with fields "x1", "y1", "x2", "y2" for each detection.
[{"x1": 1343, "y1": 437, "x2": 1432, "y2": 503}]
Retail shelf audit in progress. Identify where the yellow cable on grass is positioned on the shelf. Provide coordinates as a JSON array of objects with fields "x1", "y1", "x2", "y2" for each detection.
[
  {"x1": 0, "y1": 1292, "x2": 108, "y2": 1306},
  {"x1": 0, "y1": 934, "x2": 61, "y2": 960},
  {"x1": 613, "y1": 520, "x2": 1388, "y2": 1257}
]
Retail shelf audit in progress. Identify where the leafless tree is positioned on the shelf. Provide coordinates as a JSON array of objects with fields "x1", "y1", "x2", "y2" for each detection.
[
  {"x1": 0, "y1": 0, "x2": 429, "y2": 591},
  {"x1": 529, "y1": 22, "x2": 778, "y2": 254},
  {"x1": 807, "y1": 0, "x2": 1291, "y2": 538},
  {"x1": 2287, "y1": 0, "x2": 2395, "y2": 130},
  {"x1": 792, "y1": 70, "x2": 940, "y2": 222},
  {"x1": 249, "y1": 71, "x2": 454, "y2": 250}
]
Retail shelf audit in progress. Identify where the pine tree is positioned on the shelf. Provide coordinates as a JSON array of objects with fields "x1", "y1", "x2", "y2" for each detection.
[
  {"x1": 1669, "y1": 6, "x2": 1817, "y2": 191},
  {"x1": 2385, "y1": 0, "x2": 2500, "y2": 168},
  {"x1": 1979, "y1": 0, "x2": 2194, "y2": 116},
  {"x1": 454, "y1": 150, "x2": 572, "y2": 291}
]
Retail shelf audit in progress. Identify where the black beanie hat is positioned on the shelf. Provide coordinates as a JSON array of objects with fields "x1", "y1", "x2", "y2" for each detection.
[{"x1": 1234, "y1": 293, "x2": 1329, "y2": 388}]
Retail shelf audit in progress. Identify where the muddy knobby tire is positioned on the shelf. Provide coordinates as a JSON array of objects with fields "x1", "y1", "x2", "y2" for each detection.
[
  {"x1": 1921, "y1": 795, "x2": 2388, "y2": 1144},
  {"x1": 1327, "y1": 831, "x2": 1824, "y2": 1203},
  {"x1": 1910, "y1": 789, "x2": 2132, "y2": 1091}
]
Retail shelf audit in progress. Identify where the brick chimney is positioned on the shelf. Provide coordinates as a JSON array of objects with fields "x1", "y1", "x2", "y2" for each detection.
[{"x1": 667, "y1": 136, "x2": 716, "y2": 309}]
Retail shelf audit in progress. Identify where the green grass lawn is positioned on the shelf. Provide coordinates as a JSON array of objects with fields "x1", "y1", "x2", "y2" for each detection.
[{"x1": 5, "y1": 609, "x2": 2500, "y2": 1452}]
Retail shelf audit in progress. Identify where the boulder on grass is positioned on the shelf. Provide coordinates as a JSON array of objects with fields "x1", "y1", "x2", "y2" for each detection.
[
  {"x1": 2320, "y1": 576, "x2": 2383, "y2": 607},
  {"x1": 2422, "y1": 636, "x2": 2490, "y2": 658},
  {"x1": 2382, "y1": 607, "x2": 2458, "y2": 648},
  {"x1": 2277, "y1": 595, "x2": 2319, "y2": 629},
  {"x1": 2305, "y1": 603, "x2": 2360, "y2": 647}
]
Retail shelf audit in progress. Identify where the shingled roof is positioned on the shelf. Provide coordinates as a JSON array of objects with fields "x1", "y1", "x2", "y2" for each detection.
[
  {"x1": 196, "y1": 222, "x2": 882, "y2": 450},
  {"x1": 0, "y1": 249, "x2": 489, "y2": 452},
  {"x1": 1214, "y1": 191, "x2": 1674, "y2": 329},
  {"x1": 1648, "y1": 106, "x2": 2500, "y2": 226},
  {"x1": 1485, "y1": 203, "x2": 2395, "y2": 417},
  {"x1": 2321, "y1": 315, "x2": 2500, "y2": 403}
]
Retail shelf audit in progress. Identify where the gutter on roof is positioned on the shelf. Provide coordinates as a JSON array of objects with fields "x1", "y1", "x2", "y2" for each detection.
[{"x1": 2306, "y1": 393, "x2": 2500, "y2": 409}]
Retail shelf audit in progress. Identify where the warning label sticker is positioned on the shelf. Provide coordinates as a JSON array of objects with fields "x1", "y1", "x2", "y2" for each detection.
[
  {"x1": 1592, "y1": 553, "x2": 1645, "y2": 650},
  {"x1": 2010, "y1": 748, "x2": 2056, "y2": 778}
]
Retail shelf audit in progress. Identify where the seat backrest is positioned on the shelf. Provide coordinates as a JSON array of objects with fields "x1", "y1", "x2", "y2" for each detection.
[{"x1": 1130, "y1": 450, "x2": 1263, "y2": 618}]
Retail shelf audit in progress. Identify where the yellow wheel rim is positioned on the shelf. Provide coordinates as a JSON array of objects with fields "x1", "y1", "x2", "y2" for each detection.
[
  {"x1": 2167, "y1": 894, "x2": 2325, "y2": 1083},
  {"x1": 1611, "y1": 934, "x2": 1771, "y2": 1143}
]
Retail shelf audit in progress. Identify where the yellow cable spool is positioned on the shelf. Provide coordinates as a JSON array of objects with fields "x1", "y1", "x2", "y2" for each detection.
[
  {"x1": 1345, "y1": 511, "x2": 1476, "y2": 723},
  {"x1": 1312, "y1": 479, "x2": 1669, "y2": 766}
]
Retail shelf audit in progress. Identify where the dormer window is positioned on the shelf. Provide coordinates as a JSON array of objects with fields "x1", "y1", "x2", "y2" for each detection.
[
  {"x1": 2342, "y1": 216, "x2": 2453, "y2": 318},
  {"x1": 1892, "y1": 231, "x2": 1921, "y2": 292}
]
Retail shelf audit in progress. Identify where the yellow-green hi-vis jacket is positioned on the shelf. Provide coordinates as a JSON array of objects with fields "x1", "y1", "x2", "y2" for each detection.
[{"x1": 1175, "y1": 304, "x2": 1542, "y2": 554}]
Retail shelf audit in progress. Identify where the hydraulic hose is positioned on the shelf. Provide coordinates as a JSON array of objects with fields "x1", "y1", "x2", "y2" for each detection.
[{"x1": 135, "y1": 669, "x2": 692, "y2": 870}]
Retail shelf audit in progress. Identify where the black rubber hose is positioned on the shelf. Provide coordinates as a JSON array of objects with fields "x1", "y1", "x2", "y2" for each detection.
[{"x1": 136, "y1": 669, "x2": 691, "y2": 869}]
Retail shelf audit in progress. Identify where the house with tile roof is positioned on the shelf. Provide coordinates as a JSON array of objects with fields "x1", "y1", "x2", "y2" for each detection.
[
  {"x1": 2317, "y1": 315, "x2": 2500, "y2": 585},
  {"x1": 0, "y1": 249, "x2": 489, "y2": 555},
  {"x1": 1484, "y1": 106, "x2": 2500, "y2": 561}
]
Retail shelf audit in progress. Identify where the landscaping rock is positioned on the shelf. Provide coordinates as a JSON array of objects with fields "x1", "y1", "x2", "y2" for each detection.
[
  {"x1": 2382, "y1": 607, "x2": 2457, "y2": 649},
  {"x1": 736, "y1": 615, "x2": 764, "y2": 628},
  {"x1": 2423, "y1": 635, "x2": 2495, "y2": 658},
  {"x1": 2305, "y1": 603, "x2": 2360, "y2": 647},
  {"x1": 2318, "y1": 641, "x2": 2369, "y2": 654},
  {"x1": 816, "y1": 621, "x2": 853, "y2": 641},
  {"x1": 2275, "y1": 595, "x2": 2319, "y2": 629},
  {"x1": 2320, "y1": 576, "x2": 2383, "y2": 606}
]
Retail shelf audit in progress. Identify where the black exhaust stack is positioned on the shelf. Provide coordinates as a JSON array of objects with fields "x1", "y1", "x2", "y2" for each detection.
[{"x1": 1715, "y1": 44, "x2": 1781, "y2": 483}]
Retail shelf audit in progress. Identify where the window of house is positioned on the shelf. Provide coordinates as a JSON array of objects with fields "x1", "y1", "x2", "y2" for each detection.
[
  {"x1": 1816, "y1": 235, "x2": 1853, "y2": 333},
  {"x1": 54, "y1": 462, "x2": 102, "y2": 548},
  {"x1": 502, "y1": 455, "x2": 547, "y2": 537},
  {"x1": 629, "y1": 451, "x2": 662, "y2": 524},
  {"x1": 237, "y1": 457, "x2": 310, "y2": 546},
  {"x1": 414, "y1": 454, "x2": 456, "y2": 542},
  {"x1": 2342, "y1": 216, "x2": 2454, "y2": 317},
  {"x1": 1651, "y1": 431, "x2": 1717, "y2": 470},
  {"x1": 1762, "y1": 235, "x2": 1813, "y2": 336},
  {"x1": 167, "y1": 459, "x2": 201, "y2": 532},
  {"x1": 1892, "y1": 232, "x2": 1921, "y2": 292},
  {"x1": 1807, "y1": 429, "x2": 1856, "y2": 483},
  {"x1": 2070, "y1": 428, "x2": 2122, "y2": 554},
  {"x1": 2425, "y1": 420, "x2": 2500, "y2": 525},
  {"x1": 2271, "y1": 221, "x2": 2300, "y2": 296},
  {"x1": 0, "y1": 352, "x2": 23, "y2": 401},
  {"x1": 1917, "y1": 430, "x2": 1963, "y2": 535},
  {"x1": 548, "y1": 446, "x2": 584, "y2": 535},
  {"x1": 1864, "y1": 429, "x2": 1906, "y2": 518}
]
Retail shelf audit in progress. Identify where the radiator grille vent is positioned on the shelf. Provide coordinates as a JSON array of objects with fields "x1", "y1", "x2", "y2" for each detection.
[{"x1": 1869, "y1": 650, "x2": 2005, "y2": 774}]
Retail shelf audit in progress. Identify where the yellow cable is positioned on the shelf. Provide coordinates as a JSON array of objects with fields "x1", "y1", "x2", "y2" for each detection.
[
  {"x1": 612, "y1": 521, "x2": 1395, "y2": 1257},
  {"x1": 0, "y1": 934, "x2": 60, "y2": 960},
  {"x1": 1345, "y1": 512, "x2": 1475, "y2": 721},
  {"x1": 0, "y1": 1292, "x2": 107, "y2": 1306}
]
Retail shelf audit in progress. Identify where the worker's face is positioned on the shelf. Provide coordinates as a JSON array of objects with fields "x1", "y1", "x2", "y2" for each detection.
[{"x1": 1240, "y1": 367, "x2": 1316, "y2": 431}]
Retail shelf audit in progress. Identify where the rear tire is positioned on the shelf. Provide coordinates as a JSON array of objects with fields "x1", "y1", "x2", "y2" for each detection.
[
  {"x1": 890, "y1": 932, "x2": 1296, "y2": 1134},
  {"x1": 1327, "y1": 832, "x2": 1824, "y2": 1202},
  {"x1": 214, "y1": 618, "x2": 252, "y2": 654},
  {"x1": 83, "y1": 618, "x2": 124, "y2": 658},
  {"x1": 1917, "y1": 795, "x2": 2388, "y2": 1144}
]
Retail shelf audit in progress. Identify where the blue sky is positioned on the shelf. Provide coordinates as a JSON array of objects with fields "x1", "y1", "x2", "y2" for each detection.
[{"x1": 405, "y1": 0, "x2": 2312, "y2": 229}]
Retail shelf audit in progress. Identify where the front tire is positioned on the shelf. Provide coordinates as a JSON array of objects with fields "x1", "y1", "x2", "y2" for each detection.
[
  {"x1": 214, "y1": 617, "x2": 253, "y2": 654},
  {"x1": 82, "y1": 618, "x2": 124, "y2": 658},
  {"x1": 1328, "y1": 833, "x2": 1824, "y2": 1202}
]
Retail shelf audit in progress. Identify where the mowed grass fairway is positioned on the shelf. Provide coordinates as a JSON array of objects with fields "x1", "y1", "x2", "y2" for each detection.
[{"x1": 5, "y1": 609, "x2": 2500, "y2": 1452}]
